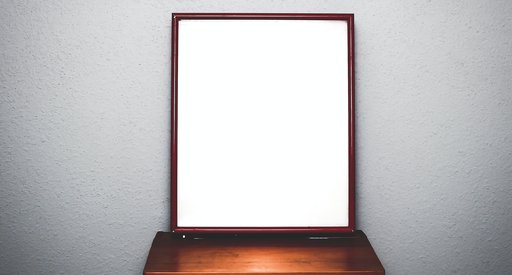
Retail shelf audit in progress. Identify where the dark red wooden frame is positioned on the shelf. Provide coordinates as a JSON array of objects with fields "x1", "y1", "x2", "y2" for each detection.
[{"x1": 171, "y1": 13, "x2": 355, "y2": 234}]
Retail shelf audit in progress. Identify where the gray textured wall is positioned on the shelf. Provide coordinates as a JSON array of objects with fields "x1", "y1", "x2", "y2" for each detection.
[{"x1": 1, "y1": 0, "x2": 511, "y2": 274}]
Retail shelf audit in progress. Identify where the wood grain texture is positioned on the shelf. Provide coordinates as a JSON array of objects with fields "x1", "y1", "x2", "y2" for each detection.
[{"x1": 144, "y1": 231, "x2": 384, "y2": 274}]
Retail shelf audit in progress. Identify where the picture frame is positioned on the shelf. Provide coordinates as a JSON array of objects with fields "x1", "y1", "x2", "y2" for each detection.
[{"x1": 171, "y1": 13, "x2": 355, "y2": 234}]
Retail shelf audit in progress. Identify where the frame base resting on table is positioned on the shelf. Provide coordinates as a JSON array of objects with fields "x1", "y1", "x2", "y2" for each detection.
[{"x1": 143, "y1": 230, "x2": 384, "y2": 274}]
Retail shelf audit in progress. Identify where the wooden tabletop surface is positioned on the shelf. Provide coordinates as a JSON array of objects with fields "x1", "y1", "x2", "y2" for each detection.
[{"x1": 144, "y1": 230, "x2": 384, "y2": 274}]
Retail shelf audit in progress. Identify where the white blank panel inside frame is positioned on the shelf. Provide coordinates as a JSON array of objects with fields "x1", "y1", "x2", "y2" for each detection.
[{"x1": 173, "y1": 14, "x2": 354, "y2": 232}]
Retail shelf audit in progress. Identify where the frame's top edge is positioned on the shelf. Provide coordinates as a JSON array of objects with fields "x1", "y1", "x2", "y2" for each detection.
[{"x1": 172, "y1": 13, "x2": 354, "y2": 20}]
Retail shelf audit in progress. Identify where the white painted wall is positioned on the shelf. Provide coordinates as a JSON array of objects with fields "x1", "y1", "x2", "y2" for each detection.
[{"x1": 1, "y1": 0, "x2": 511, "y2": 274}]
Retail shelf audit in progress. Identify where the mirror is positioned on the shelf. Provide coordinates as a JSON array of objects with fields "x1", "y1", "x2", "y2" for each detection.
[{"x1": 171, "y1": 13, "x2": 355, "y2": 233}]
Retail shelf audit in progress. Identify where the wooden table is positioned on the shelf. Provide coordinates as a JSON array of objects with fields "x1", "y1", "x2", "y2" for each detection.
[{"x1": 144, "y1": 230, "x2": 384, "y2": 274}]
